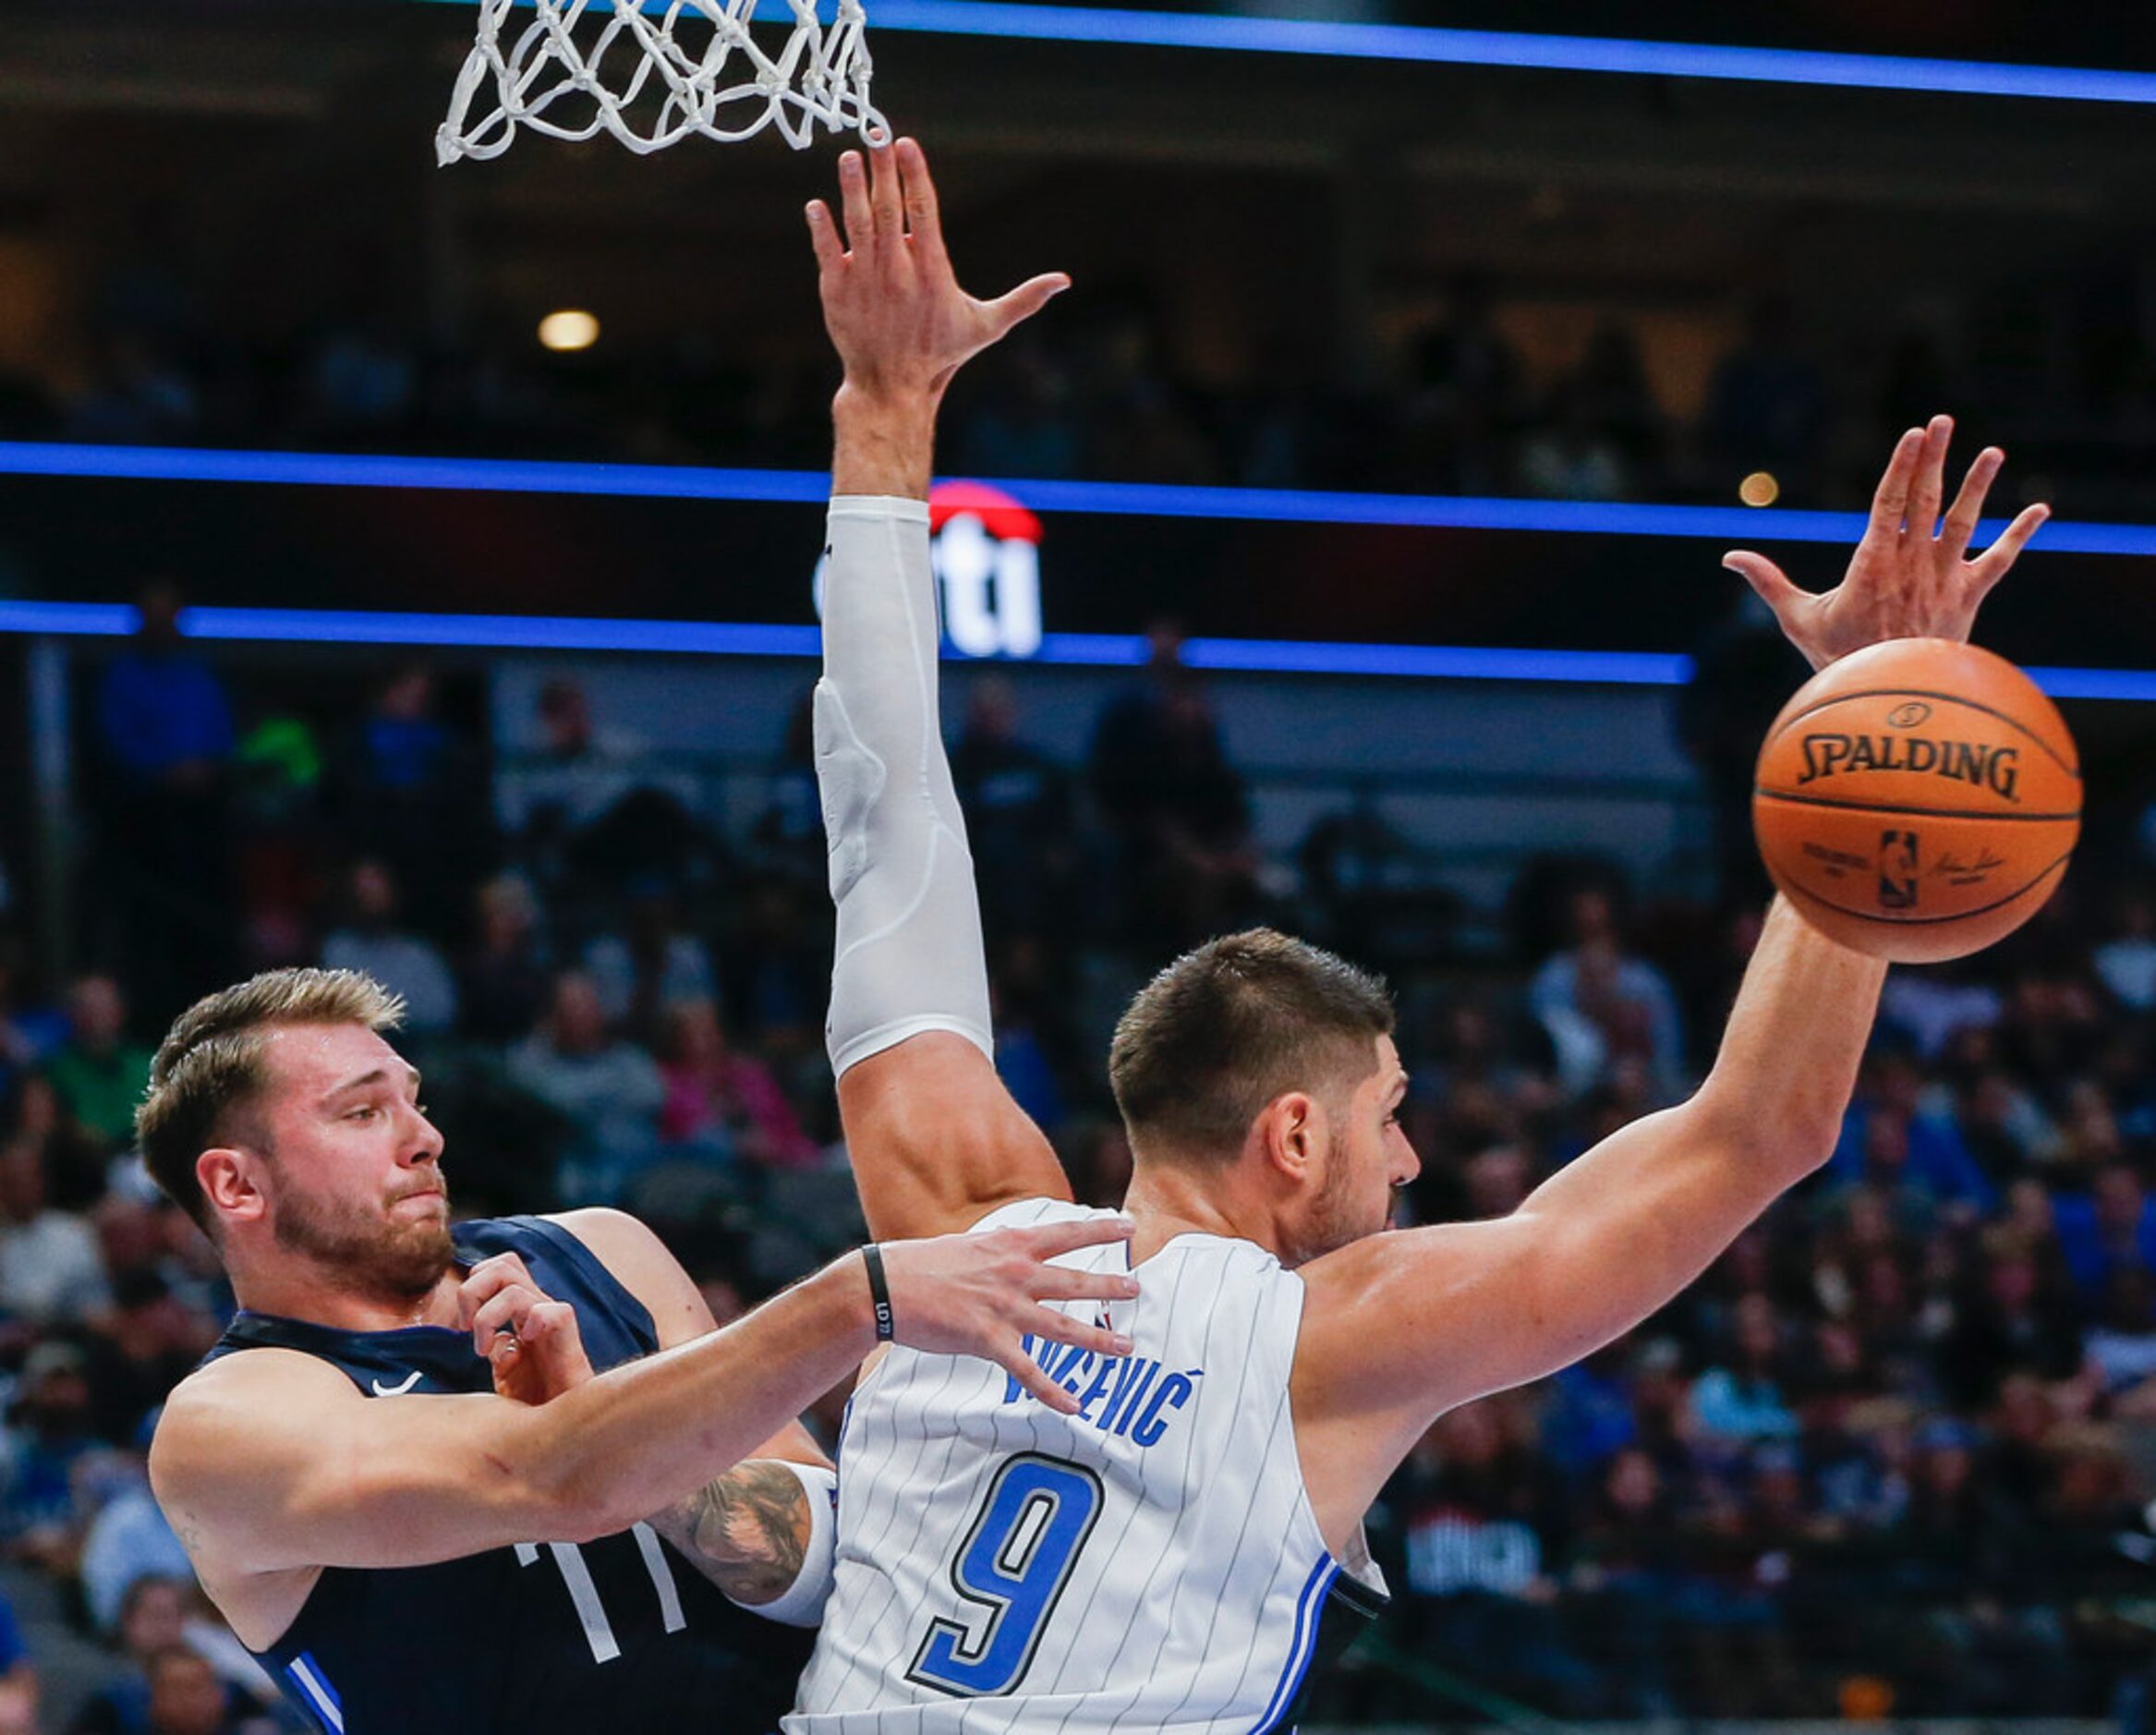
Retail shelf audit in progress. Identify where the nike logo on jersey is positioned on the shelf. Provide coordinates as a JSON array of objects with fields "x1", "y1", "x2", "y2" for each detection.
[
  {"x1": 370, "y1": 1371, "x2": 424, "y2": 1397},
  {"x1": 1003, "y1": 1338, "x2": 1204, "y2": 1447}
]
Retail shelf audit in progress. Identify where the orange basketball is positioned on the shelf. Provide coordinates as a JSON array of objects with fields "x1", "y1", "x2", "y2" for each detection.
[{"x1": 1751, "y1": 637, "x2": 2079, "y2": 963}]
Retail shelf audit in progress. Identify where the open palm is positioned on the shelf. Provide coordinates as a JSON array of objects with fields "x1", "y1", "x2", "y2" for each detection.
[
  {"x1": 1723, "y1": 414, "x2": 2049, "y2": 671},
  {"x1": 807, "y1": 139, "x2": 1067, "y2": 406}
]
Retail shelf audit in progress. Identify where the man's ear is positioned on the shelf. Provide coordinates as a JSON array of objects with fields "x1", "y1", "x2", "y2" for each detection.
[
  {"x1": 197, "y1": 1148, "x2": 267, "y2": 1230},
  {"x1": 1255, "y1": 1092, "x2": 1320, "y2": 1185}
]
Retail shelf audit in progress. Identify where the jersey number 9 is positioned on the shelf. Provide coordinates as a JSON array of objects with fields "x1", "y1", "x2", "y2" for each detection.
[{"x1": 908, "y1": 1454, "x2": 1104, "y2": 1697}]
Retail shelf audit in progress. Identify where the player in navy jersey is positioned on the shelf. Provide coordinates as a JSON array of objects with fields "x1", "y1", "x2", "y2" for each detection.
[
  {"x1": 140, "y1": 967, "x2": 1140, "y2": 1733},
  {"x1": 736, "y1": 141, "x2": 2051, "y2": 1729}
]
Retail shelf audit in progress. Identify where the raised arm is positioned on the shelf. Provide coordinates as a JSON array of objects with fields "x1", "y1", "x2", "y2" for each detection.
[
  {"x1": 1294, "y1": 417, "x2": 2047, "y2": 1538},
  {"x1": 1295, "y1": 895, "x2": 1880, "y2": 1507},
  {"x1": 808, "y1": 140, "x2": 1077, "y2": 1239}
]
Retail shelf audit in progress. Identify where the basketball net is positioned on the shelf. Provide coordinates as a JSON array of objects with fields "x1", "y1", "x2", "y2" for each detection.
[{"x1": 437, "y1": 0, "x2": 890, "y2": 164}]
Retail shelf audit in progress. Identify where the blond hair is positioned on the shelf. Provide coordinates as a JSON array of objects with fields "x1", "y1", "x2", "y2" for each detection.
[{"x1": 137, "y1": 969, "x2": 406, "y2": 1231}]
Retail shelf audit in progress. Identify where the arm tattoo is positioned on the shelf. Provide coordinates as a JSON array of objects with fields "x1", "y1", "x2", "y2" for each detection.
[{"x1": 652, "y1": 1461, "x2": 813, "y2": 1606}]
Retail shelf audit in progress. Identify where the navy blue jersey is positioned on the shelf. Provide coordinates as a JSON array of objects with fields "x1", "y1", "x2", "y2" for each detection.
[{"x1": 200, "y1": 1215, "x2": 811, "y2": 1733}]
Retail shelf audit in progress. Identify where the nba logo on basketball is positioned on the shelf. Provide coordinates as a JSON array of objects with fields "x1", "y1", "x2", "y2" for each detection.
[
  {"x1": 1878, "y1": 830, "x2": 1920, "y2": 910},
  {"x1": 812, "y1": 482, "x2": 1043, "y2": 659}
]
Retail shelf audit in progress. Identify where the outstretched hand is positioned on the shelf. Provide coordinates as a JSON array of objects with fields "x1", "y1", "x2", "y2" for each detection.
[
  {"x1": 878, "y1": 1216, "x2": 1142, "y2": 1415},
  {"x1": 806, "y1": 137, "x2": 1068, "y2": 406},
  {"x1": 1722, "y1": 414, "x2": 2049, "y2": 671}
]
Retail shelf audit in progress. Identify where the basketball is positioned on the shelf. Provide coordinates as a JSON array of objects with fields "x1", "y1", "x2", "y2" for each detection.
[{"x1": 1752, "y1": 637, "x2": 2079, "y2": 963}]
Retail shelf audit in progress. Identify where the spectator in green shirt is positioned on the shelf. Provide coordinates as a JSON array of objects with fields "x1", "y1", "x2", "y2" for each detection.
[{"x1": 45, "y1": 976, "x2": 153, "y2": 1153}]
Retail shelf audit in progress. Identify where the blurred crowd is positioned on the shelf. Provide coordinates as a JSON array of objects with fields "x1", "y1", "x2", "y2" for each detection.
[
  {"x1": 0, "y1": 595, "x2": 2148, "y2": 1727},
  {"x1": 7, "y1": 267, "x2": 2156, "y2": 518},
  {"x1": 1330, "y1": 878, "x2": 2156, "y2": 1722}
]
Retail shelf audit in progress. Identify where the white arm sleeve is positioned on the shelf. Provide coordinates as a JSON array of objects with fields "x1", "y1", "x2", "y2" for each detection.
[
  {"x1": 728, "y1": 1461, "x2": 839, "y2": 1628},
  {"x1": 817, "y1": 495, "x2": 994, "y2": 1077}
]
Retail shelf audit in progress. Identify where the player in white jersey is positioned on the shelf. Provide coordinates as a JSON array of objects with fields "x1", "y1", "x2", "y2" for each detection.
[
  {"x1": 795, "y1": 1192, "x2": 1385, "y2": 1729},
  {"x1": 774, "y1": 140, "x2": 2049, "y2": 1729}
]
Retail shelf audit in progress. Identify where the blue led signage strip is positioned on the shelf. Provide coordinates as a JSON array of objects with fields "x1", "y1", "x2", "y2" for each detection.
[
  {"x1": 866, "y1": 3, "x2": 2156, "y2": 106},
  {"x1": 4, "y1": 440, "x2": 2153, "y2": 694},
  {"x1": 3, "y1": 441, "x2": 2150, "y2": 555},
  {"x1": 412, "y1": 0, "x2": 2156, "y2": 106},
  {"x1": 0, "y1": 604, "x2": 2143, "y2": 698},
  {"x1": 0, "y1": 442, "x2": 829, "y2": 506}
]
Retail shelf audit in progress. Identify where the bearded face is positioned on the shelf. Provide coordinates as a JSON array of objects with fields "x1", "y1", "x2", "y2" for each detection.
[
  {"x1": 1280, "y1": 1127, "x2": 1385, "y2": 1268},
  {"x1": 270, "y1": 1161, "x2": 454, "y2": 1303},
  {"x1": 1278, "y1": 1038, "x2": 1417, "y2": 1268},
  {"x1": 231, "y1": 1023, "x2": 456, "y2": 1305}
]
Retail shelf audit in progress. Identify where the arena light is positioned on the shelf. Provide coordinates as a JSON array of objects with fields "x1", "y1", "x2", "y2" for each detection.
[
  {"x1": 412, "y1": 0, "x2": 2156, "y2": 107},
  {"x1": 537, "y1": 309, "x2": 601, "y2": 352},
  {"x1": 4, "y1": 441, "x2": 2150, "y2": 555},
  {"x1": 1739, "y1": 471, "x2": 1781, "y2": 508}
]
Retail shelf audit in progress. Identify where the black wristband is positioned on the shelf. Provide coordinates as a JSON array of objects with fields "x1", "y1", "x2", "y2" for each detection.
[{"x1": 861, "y1": 1244, "x2": 895, "y2": 1342}]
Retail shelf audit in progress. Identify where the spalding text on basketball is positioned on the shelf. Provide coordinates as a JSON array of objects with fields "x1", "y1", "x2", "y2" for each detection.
[{"x1": 1795, "y1": 734, "x2": 2021, "y2": 801}]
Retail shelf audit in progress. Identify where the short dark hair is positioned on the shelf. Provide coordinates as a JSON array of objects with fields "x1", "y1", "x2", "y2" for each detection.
[
  {"x1": 1108, "y1": 928, "x2": 1393, "y2": 1161},
  {"x1": 137, "y1": 968, "x2": 406, "y2": 1233}
]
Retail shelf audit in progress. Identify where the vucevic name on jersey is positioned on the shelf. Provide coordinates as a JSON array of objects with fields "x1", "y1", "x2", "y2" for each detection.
[{"x1": 1000, "y1": 1341, "x2": 1205, "y2": 1448}]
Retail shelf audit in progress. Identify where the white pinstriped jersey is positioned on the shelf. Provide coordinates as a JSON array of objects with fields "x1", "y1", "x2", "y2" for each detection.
[{"x1": 787, "y1": 1198, "x2": 1381, "y2": 1733}]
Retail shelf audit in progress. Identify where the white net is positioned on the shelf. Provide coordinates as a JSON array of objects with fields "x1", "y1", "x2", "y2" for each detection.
[{"x1": 437, "y1": 0, "x2": 890, "y2": 164}]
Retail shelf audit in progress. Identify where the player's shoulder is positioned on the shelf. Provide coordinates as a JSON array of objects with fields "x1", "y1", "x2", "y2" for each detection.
[
  {"x1": 966, "y1": 1195, "x2": 1115, "y2": 1234},
  {"x1": 1295, "y1": 1226, "x2": 1404, "y2": 1308},
  {"x1": 1291, "y1": 1223, "x2": 1484, "y2": 1353},
  {"x1": 1183, "y1": 1231, "x2": 1302, "y2": 1312},
  {"x1": 152, "y1": 1349, "x2": 360, "y2": 1477},
  {"x1": 541, "y1": 1206, "x2": 709, "y2": 1348},
  {"x1": 542, "y1": 1205, "x2": 669, "y2": 1267},
  {"x1": 164, "y1": 1342, "x2": 358, "y2": 1413}
]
